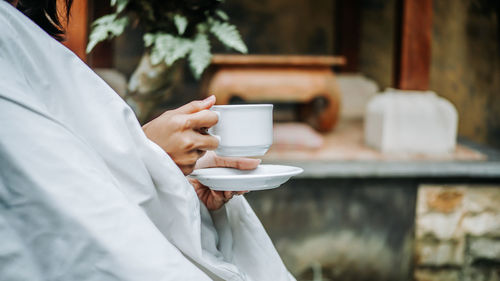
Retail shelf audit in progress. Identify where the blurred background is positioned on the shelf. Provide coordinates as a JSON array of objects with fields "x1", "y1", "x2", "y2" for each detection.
[{"x1": 64, "y1": 0, "x2": 500, "y2": 280}]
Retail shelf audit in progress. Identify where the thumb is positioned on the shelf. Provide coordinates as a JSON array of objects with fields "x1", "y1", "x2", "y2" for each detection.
[
  {"x1": 215, "y1": 156, "x2": 261, "y2": 170},
  {"x1": 176, "y1": 95, "x2": 216, "y2": 114}
]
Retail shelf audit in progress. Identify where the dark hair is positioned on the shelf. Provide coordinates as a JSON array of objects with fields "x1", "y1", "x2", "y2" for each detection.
[{"x1": 14, "y1": 0, "x2": 73, "y2": 41}]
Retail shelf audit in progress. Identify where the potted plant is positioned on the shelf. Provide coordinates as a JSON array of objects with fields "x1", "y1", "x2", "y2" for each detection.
[{"x1": 87, "y1": 0, "x2": 247, "y2": 122}]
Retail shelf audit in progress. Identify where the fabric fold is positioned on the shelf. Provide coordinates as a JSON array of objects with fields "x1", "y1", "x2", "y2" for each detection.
[{"x1": 0, "y1": 2, "x2": 295, "y2": 280}]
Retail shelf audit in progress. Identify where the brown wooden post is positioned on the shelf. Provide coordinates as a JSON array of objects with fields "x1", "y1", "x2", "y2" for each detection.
[
  {"x1": 393, "y1": 0, "x2": 433, "y2": 90},
  {"x1": 62, "y1": 0, "x2": 89, "y2": 62},
  {"x1": 335, "y1": 0, "x2": 360, "y2": 72}
]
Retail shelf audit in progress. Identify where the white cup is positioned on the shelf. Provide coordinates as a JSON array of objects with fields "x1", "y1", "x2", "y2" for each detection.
[{"x1": 209, "y1": 104, "x2": 273, "y2": 157}]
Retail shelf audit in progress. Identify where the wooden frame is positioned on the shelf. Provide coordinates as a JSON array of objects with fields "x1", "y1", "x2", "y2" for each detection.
[
  {"x1": 393, "y1": 0, "x2": 433, "y2": 90},
  {"x1": 335, "y1": 0, "x2": 361, "y2": 72}
]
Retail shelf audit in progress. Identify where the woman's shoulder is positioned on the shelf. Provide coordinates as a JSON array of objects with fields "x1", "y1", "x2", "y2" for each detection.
[{"x1": 0, "y1": 2, "x2": 18, "y2": 39}]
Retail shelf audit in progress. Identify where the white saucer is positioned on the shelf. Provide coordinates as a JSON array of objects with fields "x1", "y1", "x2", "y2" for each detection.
[{"x1": 189, "y1": 164, "x2": 303, "y2": 191}]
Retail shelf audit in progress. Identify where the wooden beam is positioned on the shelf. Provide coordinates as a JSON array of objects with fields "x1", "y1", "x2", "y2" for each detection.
[
  {"x1": 87, "y1": 0, "x2": 114, "y2": 68},
  {"x1": 62, "y1": 0, "x2": 88, "y2": 62},
  {"x1": 335, "y1": 0, "x2": 361, "y2": 72},
  {"x1": 393, "y1": 0, "x2": 433, "y2": 90}
]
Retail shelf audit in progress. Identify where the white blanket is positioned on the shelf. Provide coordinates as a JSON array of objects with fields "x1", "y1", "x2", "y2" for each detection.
[{"x1": 0, "y1": 2, "x2": 294, "y2": 280}]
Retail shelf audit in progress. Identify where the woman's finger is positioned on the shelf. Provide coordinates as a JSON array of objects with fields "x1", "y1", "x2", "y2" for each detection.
[
  {"x1": 223, "y1": 191, "x2": 233, "y2": 201},
  {"x1": 176, "y1": 144, "x2": 213, "y2": 168},
  {"x1": 175, "y1": 95, "x2": 215, "y2": 114},
  {"x1": 173, "y1": 149, "x2": 199, "y2": 165},
  {"x1": 187, "y1": 130, "x2": 219, "y2": 151},
  {"x1": 180, "y1": 164, "x2": 195, "y2": 175},
  {"x1": 186, "y1": 109, "x2": 219, "y2": 129},
  {"x1": 197, "y1": 149, "x2": 207, "y2": 158},
  {"x1": 194, "y1": 151, "x2": 216, "y2": 170},
  {"x1": 188, "y1": 177, "x2": 199, "y2": 187},
  {"x1": 214, "y1": 156, "x2": 261, "y2": 170},
  {"x1": 176, "y1": 130, "x2": 219, "y2": 152}
]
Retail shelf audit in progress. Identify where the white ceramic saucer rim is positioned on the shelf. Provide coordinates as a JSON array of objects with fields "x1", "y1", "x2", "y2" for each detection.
[{"x1": 191, "y1": 165, "x2": 303, "y2": 180}]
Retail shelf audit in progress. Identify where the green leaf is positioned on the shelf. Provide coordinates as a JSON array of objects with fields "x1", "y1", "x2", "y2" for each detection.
[
  {"x1": 188, "y1": 33, "x2": 211, "y2": 79},
  {"x1": 86, "y1": 14, "x2": 129, "y2": 53},
  {"x1": 209, "y1": 20, "x2": 247, "y2": 53},
  {"x1": 215, "y1": 10, "x2": 229, "y2": 21},
  {"x1": 173, "y1": 14, "x2": 188, "y2": 35},
  {"x1": 148, "y1": 33, "x2": 192, "y2": 66},
  {"x1": 143, "y1": 33, "x2": 156, "y2": 47},
  {"x1": 111, "y1": 0, "x2": 128, "y2": 13},
  {"x1": 149, "y1": 47, "x2": 164, "y2": 65},
  {"x1": 196, "y1": 22, "x2": 208, "y2": 34}
]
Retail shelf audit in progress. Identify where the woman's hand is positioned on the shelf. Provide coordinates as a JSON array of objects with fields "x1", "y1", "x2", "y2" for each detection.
[
  {"x1": 194, "y1": 151, "x2": 261, "y2": 171},
  {"x1": 190, "y1": 151, "x2": 261, "y2": 211},
  {"x1": 189, "y1": 178, "x2": 246, "y2": 211},
  {"x1": 143, "y1": 96, "x2": 219, "y2": 175}
]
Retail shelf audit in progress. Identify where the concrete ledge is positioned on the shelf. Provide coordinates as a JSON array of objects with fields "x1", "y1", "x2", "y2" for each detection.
[
  {"x1": 265, "y1": 160, "x2": 500, "y2": 179},
  {"x1": 265, "y1": 139, "x2": 500, "y2": 179}
]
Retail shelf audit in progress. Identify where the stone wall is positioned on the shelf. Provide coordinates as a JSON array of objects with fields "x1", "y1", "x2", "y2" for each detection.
[
  {"x1": 430, "y1": 0, "x2": 500, "y2": 149},
  {"x1": 414, "y1": 185, "x2": 500, "y2": 281},
  {"x1": 245, "y1": 178, "x2": 417, "y2": 281},
  {"x1": 222, "y1": 0, "x2": 335, "y2": 55},
  {"x1": 359, "y1": 0, "x2": 396, "y2": 89},
  {"x1": 245, "y1": 181, "x2": 500, "y2": 281}
]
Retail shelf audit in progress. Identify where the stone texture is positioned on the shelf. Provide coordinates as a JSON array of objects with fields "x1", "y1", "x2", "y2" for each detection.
[
  {"x1": 416, "y1": 212, "x2": 463, "y2": 240},
  {"x1": 278, "y1": 231, "x2": 394, "y2": 281},
  {"x1": 359, "y1": 0, "x2": 395, "y2": 89},
  {"x1": 469, "y1": 237, "x2": 500, "y2": 263},
  {"x1": 463, "y1": 267, "x2": 500, "y2": 281},
  {"x1": 489, "y1": 269, "x2": 500, "y2": 281},
  {"x1": 430, "y1": 0, "x2": 500, "y2": 149},
  {"x1": 414, "y1": 185, "x2": 500, "y2": 281},
  {"x1": 223, "y1": 0, "x2": 335, "y2": 56},
  {"x1": 465, "y1": 188, "x2": 500, "y2": 213},
  {"x1": 416, "y1": 239, "x2": 465, "y2": 266},
  {"x1": 462, "y1": 213, "x2": 500, "y2": 237},
  {"x1": 245, "y1": 178, "x2": 417, "y2": 281},
  {"x1": 426, "y1": 188, "x2": 465, "y2": 213},
  {"x1": 414, "y1": 269, "x2": 461, "y2": 281}
]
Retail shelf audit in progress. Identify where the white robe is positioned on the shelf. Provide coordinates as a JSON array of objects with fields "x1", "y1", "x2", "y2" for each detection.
[{"x1": 0, "y1": 2, "x2": 294, "y2": 280}]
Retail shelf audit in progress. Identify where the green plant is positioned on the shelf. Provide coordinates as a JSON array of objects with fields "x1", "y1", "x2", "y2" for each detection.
[{"x1": 87, "y1": 0, "x2": 247, "y2": 78}]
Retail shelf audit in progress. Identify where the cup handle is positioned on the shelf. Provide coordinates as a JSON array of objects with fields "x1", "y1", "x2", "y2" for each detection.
[{"x1": 208, "y1": 111, "x2": 221, "y2": 146}]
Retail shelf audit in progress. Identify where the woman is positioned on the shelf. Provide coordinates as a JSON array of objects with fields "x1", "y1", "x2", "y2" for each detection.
[{"x1": 0, "y1": 0, "x2": 294, "y2": 280}]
